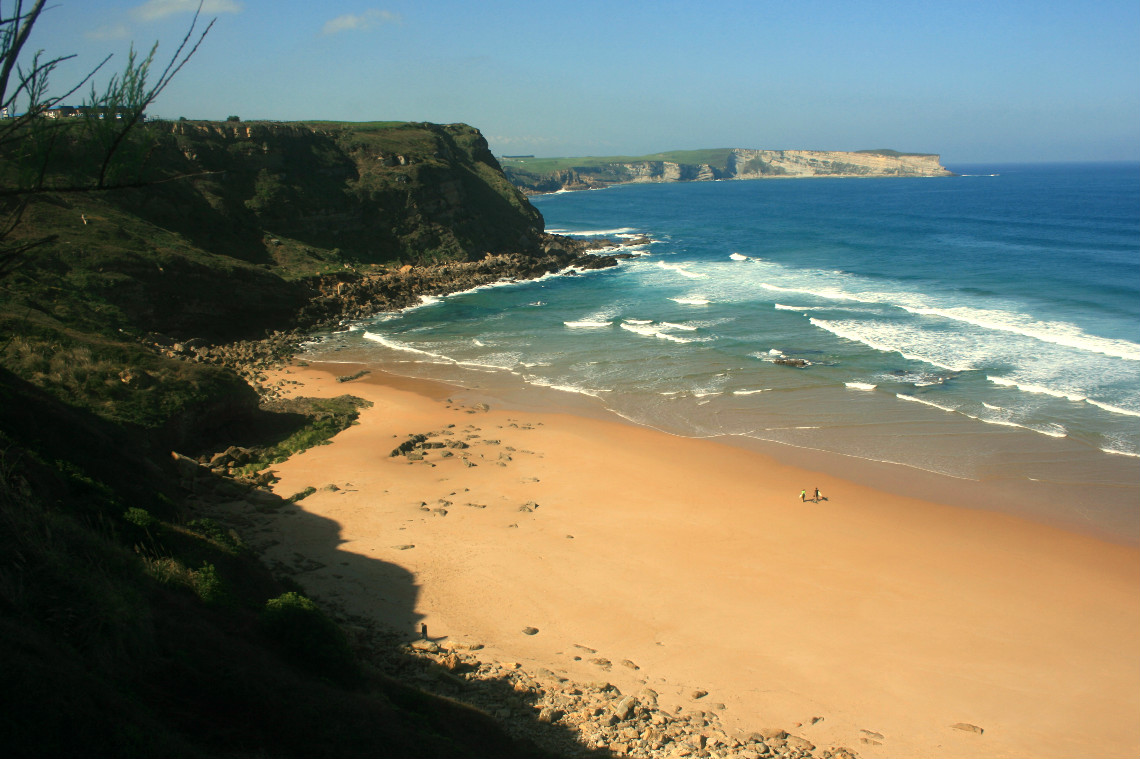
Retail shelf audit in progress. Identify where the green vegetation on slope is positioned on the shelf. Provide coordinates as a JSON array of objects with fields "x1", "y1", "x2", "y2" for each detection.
[
  {"x1": 0, "y1": 119, "x2": 581, "y2": 758},
  {"x1": 0, "y1": 119, "x2": 546, "y2": 434}
]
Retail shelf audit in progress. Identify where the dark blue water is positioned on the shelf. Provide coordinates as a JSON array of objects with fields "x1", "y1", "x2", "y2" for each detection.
[{"x1": 306, "y1": 163, "x2": 1140, "y2": 486}]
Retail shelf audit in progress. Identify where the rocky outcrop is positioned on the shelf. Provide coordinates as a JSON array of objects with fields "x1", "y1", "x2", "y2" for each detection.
[
  {"x1": 139, "y1": 234, "x2": 623, "y2": 389},
  {"x1": 729, "y1": 149, "x2": 950, "y2": 178},
  {"x1": 505, "y1": 148, "x2": 952, "y2": 193},
  {"x1": 385, "y1": 636, "x2": 863, "y2": 759}
]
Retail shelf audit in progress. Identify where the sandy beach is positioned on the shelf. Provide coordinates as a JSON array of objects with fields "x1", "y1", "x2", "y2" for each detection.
[{"x1": 250, "y1": 362, "x2": 1140, "y2": 758}]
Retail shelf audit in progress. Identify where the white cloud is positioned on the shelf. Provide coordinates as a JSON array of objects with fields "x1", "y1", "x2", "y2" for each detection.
[
  {"x1": 322, "y1": 9, "x2": 401, "y2": 36},
  {"x1": 85, "y1": 24, "x2": 131, "y2": 41},
  {"x1": 133, "y1": 0, "x2": 243, "y2": 23}
]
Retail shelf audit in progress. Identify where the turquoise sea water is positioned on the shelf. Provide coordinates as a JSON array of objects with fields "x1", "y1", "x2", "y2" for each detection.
[{"x1": 304, "y1": 163, "x2": 1140, "y2": 500}]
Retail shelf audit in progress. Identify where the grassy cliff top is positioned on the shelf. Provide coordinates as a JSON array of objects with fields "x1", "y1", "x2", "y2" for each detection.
[{"x1": 499, "y1": 148, "x2": 737, "y2": 174}]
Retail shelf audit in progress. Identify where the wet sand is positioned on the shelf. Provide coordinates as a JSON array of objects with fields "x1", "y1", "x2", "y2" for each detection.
[{"x1": 255, "y1": 362, "x2": 1140, "y2": 758}]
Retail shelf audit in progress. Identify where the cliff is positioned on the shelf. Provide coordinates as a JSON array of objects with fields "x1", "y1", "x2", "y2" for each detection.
[
  {"x1": 0, "y1": 119, "x2": 598, "y2": 757},
  {"x1": 0, "y1": 119, "x2": 604, "y2": 436},
  {"x1": 503, "y1": 147, "x2": 952, "y2": 192}
]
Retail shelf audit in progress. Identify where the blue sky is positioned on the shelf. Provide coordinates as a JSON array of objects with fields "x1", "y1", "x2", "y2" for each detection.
[{"x1": 28, "y1": 0, "x2": 1140, "y2": 164}]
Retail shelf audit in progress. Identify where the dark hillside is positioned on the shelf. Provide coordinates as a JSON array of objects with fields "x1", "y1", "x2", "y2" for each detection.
[
  {"x1": 0, "y1": 120, "x2": 598, "y2": 437},
  {"x1": 0, "y1": 120, "x2": 610, "y2": 758}
]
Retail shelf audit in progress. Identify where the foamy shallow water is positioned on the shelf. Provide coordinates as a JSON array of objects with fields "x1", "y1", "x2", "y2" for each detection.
[{"x1": 302, "y1": 164, "x2": 1140, "y2": 531}]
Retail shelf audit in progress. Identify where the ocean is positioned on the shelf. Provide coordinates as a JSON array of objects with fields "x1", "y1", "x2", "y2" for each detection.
[{"x1": 302, "y1": 162, "x2": 1140, "y2": 527}]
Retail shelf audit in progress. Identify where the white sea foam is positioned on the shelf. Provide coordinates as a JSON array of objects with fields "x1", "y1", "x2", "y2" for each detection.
[
  {"x1": 623, "y1": 318, "x2": 653, "y2": 324},
  {"x1": 693, "y1": 391, "x2": 722, "y2": 398},
  {"x1": 659, "y1": 321, "x2": 698, "y2": 331},
  {"x1": 845, "y1": 382, "x2": 877, "y2": 391},
  {"x1": 757, "y1": 263, "x2": 1140, "y2": 365},
  {"x1": 896, "y1": 393, "x2": 957, "y2": 413},
  {"x1": 810, "y1": 318, "x2": 973, "y2": 372},
  {"x1": 525, "y1": 376, "x2": 610, "y2": 397},
  {"x1": 455, "y1": 360, "x2": 514, "y2": 373},
  {"x1": 363, "y1": 332, "x2": 451, "y2": 362},
  {"x1": 670, "y1": 297, "x2": 710, "y2": 305},
  {"x1": 556, "y1": 227, "x2": 638, "y2": 237},
  {"x1": 968, "y1": 411, "x2": 1066, "y2": 438},
  {"x1": 657, "y1": 261, "x2": 705, "y2": 278},
  {"x1": 620, "y1": 322, "x2": 697, "y2": 343},
  {"x1": 987, "y1": 376, "x2": 1087, "y2": 403},
  {"x1": 394, "y1": 294, "x2": 444, "y2": 314},
  {"x1": 444, "y1": 277, "x2": 522, "y2": 298},
  {"x1": 1085, "y1": 398, "x2": 1140, "y2": 418},
  {"x1": 896, "y1": 390, "x2": 1072, "y2": 440},
  {"x1": 564, "y1": 320, "x2": 612, "y2": 328},
  {"x1": 733, "y1": 388, "x2": 770, "y2": 395},
  {"x1": 730, "y1": 252, "x2": 749, "y2": 261},
  {"x1": 759, "y1": 282, "x2": 862, "y2": 302},
  {"x1": 899, "y1": 305, "x2": 1140, "y2": 362},
  {"x1": 1101, "y1": 447, "x2": 1140, "y2": 458}
]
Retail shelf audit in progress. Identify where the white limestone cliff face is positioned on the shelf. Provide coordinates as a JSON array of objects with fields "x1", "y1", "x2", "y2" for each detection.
[
  {"x1": 728, "y1": 149, "x2": 951, "y2": 178},
  {"x1": 505, "y1": 150, "x2": 953, "y2": 194},
  {"x1": 621, "y1": 161, "x2": 718, "y2": 183}
]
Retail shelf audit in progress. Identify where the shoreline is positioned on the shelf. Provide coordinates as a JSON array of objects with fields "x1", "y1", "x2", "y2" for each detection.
[
  {"x1": 245, "y1": 361, "x2": 1140, "y2": 759},
  {"x1": 295, "y1": 352, "x2": 1140, "y2": 547}
]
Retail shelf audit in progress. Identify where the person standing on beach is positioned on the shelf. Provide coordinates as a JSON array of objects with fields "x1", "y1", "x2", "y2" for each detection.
[
  {"x1": 814, "y1": 487, "x2": 821, "y2": 502},
  {"x1": 800, "y1": 489, "x2": 806, "y2": 502}
]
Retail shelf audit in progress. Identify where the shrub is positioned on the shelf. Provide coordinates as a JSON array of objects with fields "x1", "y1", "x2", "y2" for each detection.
[
  {"x1": 123, "y1": 507, "x2": 155, "y2": 529},
  {"x1": 259, "y1": 592, "x2": 357, "y2": 684}
]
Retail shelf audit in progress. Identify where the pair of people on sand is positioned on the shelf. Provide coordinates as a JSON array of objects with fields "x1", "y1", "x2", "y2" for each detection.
[{"x1": 799, "y1": 487, "x2": 823, "y2": 503}]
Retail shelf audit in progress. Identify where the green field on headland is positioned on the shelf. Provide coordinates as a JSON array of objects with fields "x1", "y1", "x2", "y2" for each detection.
[{"x1": 500, "y1": 148, "x2": 740, "y2": 174}]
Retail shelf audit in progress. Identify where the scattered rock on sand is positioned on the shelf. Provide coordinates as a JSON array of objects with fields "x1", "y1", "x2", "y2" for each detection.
[
  {"x1": 951, "y1": 722, "x2": 984, "y2": 734},
  {"x1": 522, "y1": 626, "x2": 539, "y2": 635},
  {"x1": 613, "y1": 695, "x2": 639, "y2": 720},
  {"x1": 786, "y1": 735, "x2": 816, "y2": 752}
]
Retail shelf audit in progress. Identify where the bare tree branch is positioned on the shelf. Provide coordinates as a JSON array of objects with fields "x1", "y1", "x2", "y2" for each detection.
[{"x1": 0, "y1": 0, "x2": 216, "y2": 278}]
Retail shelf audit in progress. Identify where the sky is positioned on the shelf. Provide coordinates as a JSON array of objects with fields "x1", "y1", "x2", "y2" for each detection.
[{"x1": 24, "y1": 0, "x2": 1140, "y2": 164}]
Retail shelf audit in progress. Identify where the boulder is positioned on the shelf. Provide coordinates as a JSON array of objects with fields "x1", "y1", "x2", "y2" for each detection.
[{"x1": 785, "y1": 735, "x2": 815, "y2": 751}]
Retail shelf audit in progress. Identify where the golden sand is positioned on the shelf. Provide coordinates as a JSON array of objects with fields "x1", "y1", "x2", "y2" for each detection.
[{"x1": 254, "y1": 363, "x2": 1140, "y2": 758}]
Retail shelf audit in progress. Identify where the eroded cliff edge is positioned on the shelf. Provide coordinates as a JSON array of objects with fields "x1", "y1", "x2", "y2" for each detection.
[
  {"x1": 504, "y1": 148, "x2": 952, "y2": 193},
  {"x1": 0, "y1": 119, "x2": 612, "y2": 442}
]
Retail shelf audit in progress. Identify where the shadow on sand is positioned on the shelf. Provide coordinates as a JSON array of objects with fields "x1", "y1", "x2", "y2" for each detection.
[{"x1": 200, "y1": 466, "x2": 616, "y2": 759}]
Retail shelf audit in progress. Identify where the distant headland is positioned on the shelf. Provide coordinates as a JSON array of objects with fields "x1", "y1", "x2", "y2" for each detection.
[{"x1": 501, "y1": 148, "x2": 953, "y2": 193}]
